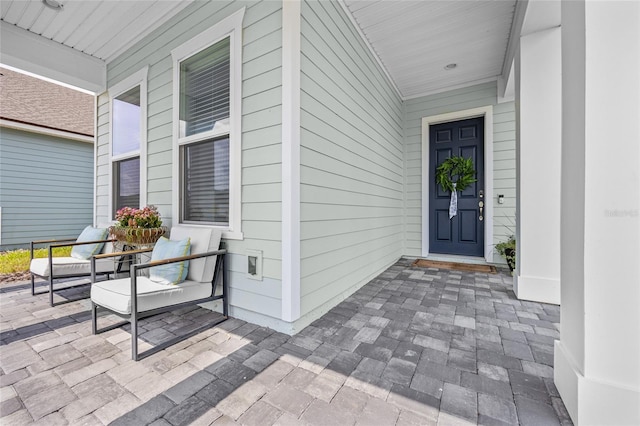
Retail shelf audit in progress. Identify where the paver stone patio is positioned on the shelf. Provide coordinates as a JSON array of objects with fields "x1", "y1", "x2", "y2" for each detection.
[{"x1": 0, "y1": 258, "x2": 572, "y2": 425}]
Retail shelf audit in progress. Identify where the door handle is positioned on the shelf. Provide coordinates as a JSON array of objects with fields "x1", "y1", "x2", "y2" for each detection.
[{"x1": 479, "y1": 201, "x2": 484, "y2": 221}]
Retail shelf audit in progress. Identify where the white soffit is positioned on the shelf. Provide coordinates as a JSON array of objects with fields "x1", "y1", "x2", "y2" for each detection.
[
  {"x1": 343, "y1": 0, "x2": 517, "y2": 99},
  {"x1": 0, "y1": 0, "x2": 193, "y2": 92}
]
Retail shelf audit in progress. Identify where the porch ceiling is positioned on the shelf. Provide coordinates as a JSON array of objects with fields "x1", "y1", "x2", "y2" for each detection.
[
  {"x1": 1, "y1": 0, "x2": 520, "y2": 97},
  {"x1": 343, "y1": 0, "x2": 518, "y2": 99},
  {"x1": 0, "y1": 0, "x2": 193, "y2": 92},
  {"x1": 0, "y1": 0, "x2": 192, "y2": 62}
]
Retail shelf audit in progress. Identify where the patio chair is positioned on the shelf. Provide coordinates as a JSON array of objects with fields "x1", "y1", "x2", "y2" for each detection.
[
  {"x1": 89, "y1": 225, "x2": 228, "y2": 361},
  {"x1": 29, "y1": 226, "x2": 116, "y2": 307}
]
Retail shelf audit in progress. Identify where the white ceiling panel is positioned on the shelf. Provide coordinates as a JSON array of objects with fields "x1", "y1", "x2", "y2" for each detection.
[
  {"x1": 344, "y1": 0, "x2": 517, "y2": 99},
  {"x1": 1, "y1": 0, "x2": 193, "y2": 62}
]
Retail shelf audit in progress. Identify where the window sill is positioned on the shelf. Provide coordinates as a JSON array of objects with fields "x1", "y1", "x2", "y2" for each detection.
[{"x1": 222, "y1": 230, "x2": 244, "y2": 241}]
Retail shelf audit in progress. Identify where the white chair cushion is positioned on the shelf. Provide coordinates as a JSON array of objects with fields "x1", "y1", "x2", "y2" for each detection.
[
  {"x1": 91, "y1": 277, "x2": 212, "y2": 315},
  {"x1": 30, "y1": 257, "x2": 114, "y2": 278},
  {"x1": 169, "y1": 226, "x2": 221, "y2": 283}
]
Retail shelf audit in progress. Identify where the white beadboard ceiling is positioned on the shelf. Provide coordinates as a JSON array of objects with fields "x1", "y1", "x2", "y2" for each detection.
[
  {"x1": 343, "y1": 0, "x2": 518, "y2": 99},
  {"x1": 1, "y1": 0, "x2": 518, "y2": 98},
  {"x1": 0, "y1": 0, "x2": 192, "y2": 62}
]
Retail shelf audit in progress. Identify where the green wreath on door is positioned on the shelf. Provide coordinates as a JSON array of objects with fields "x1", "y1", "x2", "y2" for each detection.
[{"x1": 435, "y1": 156, "x2": 476, "y2": 193}]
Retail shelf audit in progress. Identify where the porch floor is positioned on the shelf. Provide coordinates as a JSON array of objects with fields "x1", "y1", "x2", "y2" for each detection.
[{"x1": 0, "y1": 258, "x2": 572, "y2": 425}]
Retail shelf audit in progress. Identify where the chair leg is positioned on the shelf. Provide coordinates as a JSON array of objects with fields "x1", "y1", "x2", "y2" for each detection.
[
  {"x1": 222, "y1": 255, "x2": 229, "y2": 317},
  {"x1": 31, "y1": 274, "x2": 35, "y2": 296},
  {"x1": 91, "y1": 302, "x2": 98, "y2": 335},
  {"x1": 49, "y1": 274, "x2": 54, "y2": 307},
  {"x1": 131, "y1": 312, "x2": 138, "y2": 361}
]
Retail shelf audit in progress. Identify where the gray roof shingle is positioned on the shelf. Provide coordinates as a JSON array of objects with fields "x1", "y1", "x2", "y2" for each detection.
[{"x1": 0, "y1": 66, "x2": 94, "y2": 137}]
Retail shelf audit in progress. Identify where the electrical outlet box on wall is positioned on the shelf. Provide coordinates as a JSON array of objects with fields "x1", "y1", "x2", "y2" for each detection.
[{"x1": 246, "y1": 249, "x2": 263, "y2": 281}]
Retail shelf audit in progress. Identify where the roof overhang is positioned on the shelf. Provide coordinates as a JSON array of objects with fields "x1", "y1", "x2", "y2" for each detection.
[
  {"x1": 499, "y1": 0, "x2": 561, "y2": 100},
  {"x1": 1, "y1": 21, "x2": 105, "y2": 94},
  {"x1": 0, "y1": 119, "x2": 94, "y2": 143}
]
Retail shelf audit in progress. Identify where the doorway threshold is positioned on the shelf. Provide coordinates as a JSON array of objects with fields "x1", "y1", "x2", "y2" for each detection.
[{"x1": 425, "y1": 253, "x2": 489, "y2": 265}]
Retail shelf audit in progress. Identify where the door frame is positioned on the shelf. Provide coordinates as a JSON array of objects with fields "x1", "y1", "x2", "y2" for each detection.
[{"x1": 421, "y1": 106, "x2": 494, "y2": 262}]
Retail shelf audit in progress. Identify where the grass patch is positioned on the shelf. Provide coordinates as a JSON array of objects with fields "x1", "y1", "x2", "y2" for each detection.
[{"x1": 0, "y1": 247, "x2": 73, "y2": 274}]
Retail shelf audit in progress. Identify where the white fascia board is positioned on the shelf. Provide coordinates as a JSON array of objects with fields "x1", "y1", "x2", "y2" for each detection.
[
  {"x1": 0, "y1": 21, "x2": 106, "y2": 94},
  {"x1": 0, "y1": 119, "x2": 94, "y2": 143},
  {"x1": 498, "y1": 63, "x2": 515, "y2": 104},
  {"x1": 500, "y1": 0, "x2": 528, "y2": 96}
]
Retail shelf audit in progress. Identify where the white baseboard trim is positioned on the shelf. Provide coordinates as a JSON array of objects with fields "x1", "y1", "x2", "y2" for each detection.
[
  {"x1": 514, "y1": 274, "x2": 560, "y2": 305},
  {"x1": 555, "y1": 340, "x2": 640, "y2": 425}
]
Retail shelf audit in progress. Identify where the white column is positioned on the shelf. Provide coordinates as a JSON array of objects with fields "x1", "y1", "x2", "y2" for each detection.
[
  {"x1": 514, "y1": 26, "x2": 562, "y2": 304},
  {"x1": 281, "y1": 0, "x2": 301, "y2": 322},
  {"x1": 554, "y1": 2, "x2": 640, "y2": 424}
]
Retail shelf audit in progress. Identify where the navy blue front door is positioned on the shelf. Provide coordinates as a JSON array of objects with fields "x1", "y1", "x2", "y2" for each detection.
[{"x1": 429, "y1": 117, "x2": 484, "y2": 256}]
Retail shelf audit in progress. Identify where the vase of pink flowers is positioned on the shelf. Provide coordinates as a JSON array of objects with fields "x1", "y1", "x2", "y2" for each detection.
[{"x1": 110, "y1": 206, "x2": 167, "y2": 247}]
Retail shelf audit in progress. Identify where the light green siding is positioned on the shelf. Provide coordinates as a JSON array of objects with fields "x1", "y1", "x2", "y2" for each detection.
[
  {"x1": 299, "y1": 0, "x2": 404, "y2": 318},
  {"x1": 403, "y1": 82, "x2": 516, "y2": 263},
  {"x1": 0, "y1": 128, "x2": 93, "y2": 249},
  {"x1": 97, "y1": 0, "x2": 283, "y2": 323},
  {"x1": 94, "y1": 0, "x2": 517, "y2": 332}
]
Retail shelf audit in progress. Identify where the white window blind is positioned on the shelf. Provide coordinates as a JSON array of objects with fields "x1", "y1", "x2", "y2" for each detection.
[
  {"x1": 178, "y1": 35, "x2": 232, "y2": 225},
  {"x1": 114, "y1": 157, "x2": 140, "y2": 215},
  {"x1": 179, "y1": 37, "x2": 230, "y2": 138},
  {"x1": 182, "y1": 138, "x2": 229, "y2": 224}
]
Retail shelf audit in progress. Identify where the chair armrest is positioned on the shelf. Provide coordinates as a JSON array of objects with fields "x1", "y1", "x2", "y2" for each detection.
[
  {"x1": 92, "y1": 248, "x2": 153, "y2": 260},
  {"x1": 46, "y1": 239, "x2": 117, "y2": 265},
  {"x1": 30, "y1": 238, "x2": 76, "y2": 259},
  {"x1": 90, "y1": 247, "x2": 154, "y2": 283},
  {"x1": 48, "y1": 238, "x2": 116, "y2": 250},
  {"x1": 31, "y1": 237, "x2": 77, "y2": 245},
  {"x1": 132, "y1": 249, "x2": 227, "y2": 271}
]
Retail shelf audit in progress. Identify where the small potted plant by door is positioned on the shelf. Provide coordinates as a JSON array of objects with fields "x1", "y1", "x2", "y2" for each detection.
[{"x1": 495, "y1": 235, "x2": 516, "y2": 272}]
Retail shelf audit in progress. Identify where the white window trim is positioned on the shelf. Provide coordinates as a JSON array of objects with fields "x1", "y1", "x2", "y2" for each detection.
[
  {"x1": 108, "y1": 66, "x2": 148, "y2": 219},
  {"x1": 171, "y1": 7, "x2": 245, "y2": 240}
]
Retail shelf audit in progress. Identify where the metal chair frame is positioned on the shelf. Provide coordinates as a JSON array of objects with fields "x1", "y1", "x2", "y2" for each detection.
[
  {"x1": 30, "y1": 238, "x2": 116, "y2": 306},
  {"x1": 90, "y1": 248, "x2": 228, "y2": 361}
]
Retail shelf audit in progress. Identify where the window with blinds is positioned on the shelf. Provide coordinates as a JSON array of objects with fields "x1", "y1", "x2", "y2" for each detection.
[
  {"x1": 182, "y1": 138, "x2": 229, "y2": 224},
  {"x1": 178, "y1": 36, "x2": 232, "y2": 225},
  {"x1": 111, "y1": 84, "x2": 141, "y2": 217},
  {"x1": 179, "y1": 37, "x2": 230, "y2": 138},
  {"x1": 113, "y1": 157, "x2": 140, "y2": 216}
]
